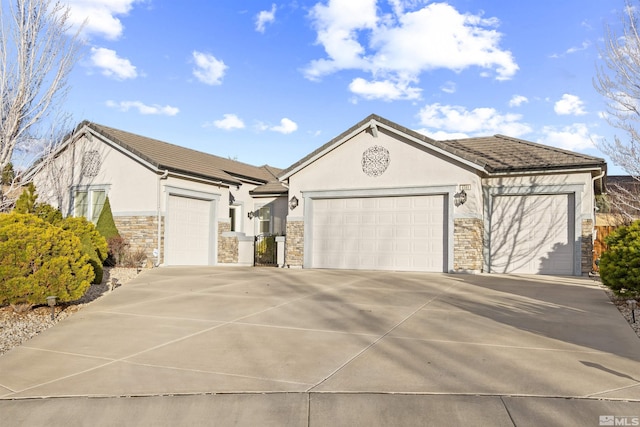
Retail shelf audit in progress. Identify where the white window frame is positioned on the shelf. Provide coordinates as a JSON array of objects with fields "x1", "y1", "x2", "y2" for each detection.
[
  {"x1": 71, "y1": 185, "x2": 110, "y2": 223},
  {"x1": 256, "y1": 205, "x2": 272, "y2": 235}
]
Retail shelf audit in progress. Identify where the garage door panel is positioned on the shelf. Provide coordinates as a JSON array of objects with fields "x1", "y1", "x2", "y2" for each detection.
[
  {"x1": 311, "y1": 195, "x2": 446, "y2": 272},
  {"x1": 166, "y1": 195, "x2": 212, "y2": 266},
  {"x1": 490, "y1": 194, "x2": 573, "y2": 274}
]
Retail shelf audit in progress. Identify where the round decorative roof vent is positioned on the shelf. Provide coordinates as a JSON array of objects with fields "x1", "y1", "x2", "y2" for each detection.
[{"x1": 361, "y1": 145, "x2": 390, "y2": 177}]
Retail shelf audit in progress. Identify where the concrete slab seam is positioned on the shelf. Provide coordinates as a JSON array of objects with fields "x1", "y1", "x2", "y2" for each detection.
[{"x1": 307, "y1": 280, "x2": 462, "y2": 392}]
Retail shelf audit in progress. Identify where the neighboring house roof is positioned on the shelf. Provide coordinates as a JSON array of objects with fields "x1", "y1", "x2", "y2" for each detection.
[
  {"x1": 249, "y1": 180, "x2": 288, "y2": 196},
  {"x1": 83, "y1": 121, "x2": 279, "y2": 186},
  {"x1": 279, "y1": 114, "x2": 606, "y2": 179},
  {"x1": 606, "y1": 175, "x2": 640, "y2": 191}
]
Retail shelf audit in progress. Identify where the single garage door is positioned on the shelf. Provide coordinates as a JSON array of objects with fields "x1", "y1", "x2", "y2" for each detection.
[
  {"x1": 310, "y1": 195, "x2": 446, "y2": 272},
  {"x1": 490, "y1": 193, "x2": 574, "y2": 274},
  {"x1": 165, "y1": 195, "x2": 213, "y2": 265}
]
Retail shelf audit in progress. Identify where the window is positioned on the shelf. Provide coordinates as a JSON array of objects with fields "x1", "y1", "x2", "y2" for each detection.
[
  {"x1": 229, "y1": 206, "x2": 237, "y2": 232},
  {"x1": 74, "y1": 188, "x2": 106, "y2": 222},
  {"x1": 258, "y1": 206, "x2": 271, "y2": 234}
]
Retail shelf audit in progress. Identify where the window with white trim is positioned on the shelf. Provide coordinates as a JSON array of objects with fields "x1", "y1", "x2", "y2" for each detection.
[
  {"x1": 258, "y1": 206, "x2": 271, "y2": 234},
  {"x1": 74, "y1": 188, "x2": 106, "y2": 223}
]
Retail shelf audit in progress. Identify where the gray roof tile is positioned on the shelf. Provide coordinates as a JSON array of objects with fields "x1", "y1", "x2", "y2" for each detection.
[
  {"x1": 279, "y1": 114, "x2": 606, "y2": 177},
  {"x1": 85, "y1": 122, "x2": 278, "y2": 185}
]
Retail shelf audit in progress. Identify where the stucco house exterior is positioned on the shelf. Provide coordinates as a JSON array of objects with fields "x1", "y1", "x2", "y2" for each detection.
[
  {"x1": 27, "y1": 114, "x2": 606, "y2": 275},
  {"x1": 279, "y1": 114, "x2": 606, "y2": 275},
  {"x1": 28, "y1": 120, "x2": 287, "y2": 267}
]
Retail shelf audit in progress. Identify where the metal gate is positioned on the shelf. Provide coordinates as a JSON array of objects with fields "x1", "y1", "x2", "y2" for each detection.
[{"x1": 254, "y1": 234, "x2": 277, "y2": 266}]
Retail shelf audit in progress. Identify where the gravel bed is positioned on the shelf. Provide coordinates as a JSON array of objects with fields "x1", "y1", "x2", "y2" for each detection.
[
  {"x1": 0, "y1": 267, "x2": 143, "y2": 356},
  {"x1": 1, "y1": 272, "x2": 638, "y2": 356},
  {"x1": 602, "y1": 287, "x2": 640, "y2": 339}
]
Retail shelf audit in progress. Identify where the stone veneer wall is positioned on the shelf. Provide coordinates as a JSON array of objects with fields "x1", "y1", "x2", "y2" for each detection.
[
  {"x1": 285, "y1": 220, "x2": 304, "y2": 267},
  {"x1": 218, "y1": 221, "x2": 238, "y2": 264},
  {"x1": 113, "y1": 215, "x2": 163, "y2": 266},
  {"x1": 581, "y1": 219, "x2": 594, "y2": 275},
  {"x1": 453, "y1": 218, "x2": 483, "y2": 272}
]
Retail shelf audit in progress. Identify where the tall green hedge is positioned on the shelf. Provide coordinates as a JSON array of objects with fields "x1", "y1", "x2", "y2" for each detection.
[
  {"x1": 600, "y1": 220, "x2": 640, "y2": 297},
  {"x1": 0, "y1": 213, "x2": 93, "y2": 305}
]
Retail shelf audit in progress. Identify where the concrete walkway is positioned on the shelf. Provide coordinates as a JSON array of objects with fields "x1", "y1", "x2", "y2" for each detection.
[{"x1": 0, "y1": 268, "x2": 639, "y2": 426}]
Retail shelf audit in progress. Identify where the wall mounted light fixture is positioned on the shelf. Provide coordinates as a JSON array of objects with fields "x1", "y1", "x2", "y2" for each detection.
[
  {"x1": 248, "y1": 211, "x2": 254, "y2": 220},
  {"x1": 289, "y1": 196, "x2": 299, "y2": 210},
  {"x1": 454, "y1": 189, "x2": 468, "y2": 207}
]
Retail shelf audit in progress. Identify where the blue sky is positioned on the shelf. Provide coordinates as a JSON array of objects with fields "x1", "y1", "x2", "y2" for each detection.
[{"x1": 62, "y1": 0, "x2": 625, "y2": 173}]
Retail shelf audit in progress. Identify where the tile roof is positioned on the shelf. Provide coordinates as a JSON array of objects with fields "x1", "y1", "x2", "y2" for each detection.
[
  {"x1": 249, "y1": 180, "x2": 288, "y2": 196},
  {"x1": 279, "y1": 114, "x2": 606, "y2": 177},
  {"x1": 83, "y1": 121, "x2": 278, "y2": 185},
  {"x1": 443, "y1": 134, "x2": 606, "y2": 173}
]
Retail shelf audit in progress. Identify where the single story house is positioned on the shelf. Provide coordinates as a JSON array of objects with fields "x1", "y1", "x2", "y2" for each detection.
[
  {"x1": 28, "y1": 114, "x2": 606, "y2": 275},
  {"x1": 28, "y1": 120, "x2": 287, "y2": 267}
]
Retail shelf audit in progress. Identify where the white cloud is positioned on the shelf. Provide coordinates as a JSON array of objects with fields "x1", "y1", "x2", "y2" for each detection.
[
  {"x1": 554, "y1": 94, "x2": 587, "y2": 116},
  {"x1": 349, "y1": 77, "x2": 421, "y2": 101},
  {"x1": 509, "y1": 95, "x2": 528, "y2": 107},
  {"x1": 90, "y1": 47, "x2": 138, "y2": 79},
  {"x1": 106, "y1": 100, "x2": 179, "y2": 116},
  {"x1": 417, "y1": 103, "x2": 532, "y2": 137},
  {"x1": 440, "y1": 81, "x2": 456, "y2": 94},
  {"x1": 550, "y1": 40, "x2": 592, "y2": 58},
  {"x1": 209, "y1": 114, "x2": 245, "y2": 130},
  {"x1": 192, "y1": 51, "x2": 227, "y2": 85},
  {"x1": 304, "y1": 1, "x2": 518, "y2": 100},
  {"x1": 270, "y1": 118, "x2": 298, "y2": 134},
  {"x1": 417, "y1": 129, "x2": 470, "y2": 140},
  {"x1": 256, "y1": 4, "x2": 277, "y2": 33},
  {"x1": 539, "y1": 123, "x2": 599, "y2": 150},
  {"x1": 66, "y1": 0, "x2": 142, "y2": 40}
]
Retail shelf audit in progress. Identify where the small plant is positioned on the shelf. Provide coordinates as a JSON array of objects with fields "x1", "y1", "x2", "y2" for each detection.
[
  {"x1": 124, "y1": 248, "x2": 147, "y2": 268},
  {"x1": 106, "y1": 235, "x2": 129, "y2": 266},
  {"x1": 599, "y1": 220, "x2": 640, "y2": 298}
]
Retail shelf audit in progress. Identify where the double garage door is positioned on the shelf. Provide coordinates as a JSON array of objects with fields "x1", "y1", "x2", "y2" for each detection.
[
  {"x1": 308, "y1": 193, "x2": 575, "y2": 275},
  {"x1": 310, "y1": 195, "x2": 446, "y2": 272},
  {"x1": 165, "y1": 195, "x2": 214, "y2": 266}
]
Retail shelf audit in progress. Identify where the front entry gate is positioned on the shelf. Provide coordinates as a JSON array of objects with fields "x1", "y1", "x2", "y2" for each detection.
[{"x1": 254, "y1": 234, "x2": 277, "y2": 266}]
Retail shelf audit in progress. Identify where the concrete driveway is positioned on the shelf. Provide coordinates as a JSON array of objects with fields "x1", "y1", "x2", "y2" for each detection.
[{"x1": 0, "y1": 268, "x2": 639, "y2": 426}]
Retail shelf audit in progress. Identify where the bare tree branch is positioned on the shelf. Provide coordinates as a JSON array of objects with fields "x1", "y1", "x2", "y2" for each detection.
[
  {"x1": 594, "y1": 0, "x2": 640, "y2": 217},
  {"x1": 0, "y1": 0, "x2": 83, "y2": 174}
]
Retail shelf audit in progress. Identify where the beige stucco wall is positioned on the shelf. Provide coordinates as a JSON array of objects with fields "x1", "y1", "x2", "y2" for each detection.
[
  {"x1": 287, "y1": 127, "x2": 483, "y2": 216},
  {"x1": 33, "y1": 132, "x2": 157, "y2": 215},
  {"x1": 483, "y1": 172, "x2": 595, "y2": 217}
]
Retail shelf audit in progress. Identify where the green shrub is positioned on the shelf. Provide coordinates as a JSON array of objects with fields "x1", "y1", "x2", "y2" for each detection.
[
  {"x1": 96, "y1": 196, "x2": 119, "y2": 240},
  {"x1": 0, "y1": 213, "x2": 93, "y2": 306},
  {"x1": 599, "y1": 220, "x2": 640, "y2": 297},
  {"x1": 1, "y1": 163, "x2": 15, "y2": 185},
  {"x1": 34, "y1": 203, "x2": 63, "y2": 224},
  {"x1": 59, "y1": 216, "x2": 108, "y2": 284},
  {"x1": 13, "y1": 182, "x2": 37, "y2": 214}
]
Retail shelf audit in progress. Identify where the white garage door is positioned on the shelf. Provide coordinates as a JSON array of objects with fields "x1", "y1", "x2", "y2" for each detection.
[
  {"x1": 310, "y1": 195, "x2": 446, "y2": 272},
  {"x1": 165, "y1": 195, "x2": 213, "y2": 265},
  {"x1": 490, "y1": 194, "x2": 574, "y2": 274}
]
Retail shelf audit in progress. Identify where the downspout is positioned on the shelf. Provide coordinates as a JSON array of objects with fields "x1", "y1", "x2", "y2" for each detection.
[
  {"x1": 156, "y1": 170, "x2": 169, "y2": 266},
  {"x1": 592, "y1": 169, "x2": 606, "y2": 223},
  {"x1": 591, "y1": 169, "x2": 606, "y2": 267}
]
